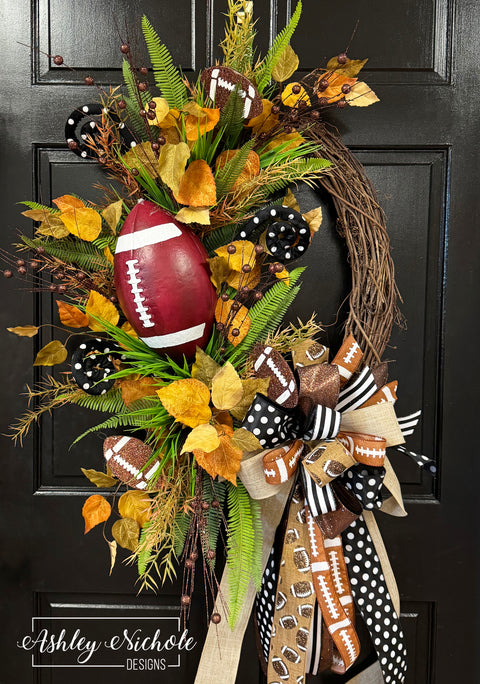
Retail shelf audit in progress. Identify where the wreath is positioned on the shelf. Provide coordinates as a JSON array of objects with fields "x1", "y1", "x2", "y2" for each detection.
[{"x1": 5, "y1": 3, "x2": 435, "y2": 682}]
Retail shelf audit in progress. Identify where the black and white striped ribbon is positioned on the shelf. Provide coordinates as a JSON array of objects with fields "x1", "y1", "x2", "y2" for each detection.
[
  {"x1": 397, "y1": 409, "x2": 421, "y2": 437},
  {"x1": 336, "y1": 366, "x2": 378, "y2": 413},
  {"x1": 303, "y1": 405, "x2": 341, "y2": 441},
  {"x1": 302, "y1": 472, "x2": 336, "y2": 517},
  {"x1": 305, "y1": 602, "x2": 322, "y2": 675}
]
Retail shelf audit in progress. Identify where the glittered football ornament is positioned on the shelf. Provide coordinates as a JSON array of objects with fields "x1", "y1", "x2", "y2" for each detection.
[{"x1": 114, "y1": 200, "x2": 217, "y2": 360}]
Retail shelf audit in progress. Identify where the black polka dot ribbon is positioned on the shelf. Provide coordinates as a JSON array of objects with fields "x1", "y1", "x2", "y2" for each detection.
[
  {"x1": 65, "y1": 103, "x2": 134, "y2": 158},
  {"x1": 237, "y1": 204, "x2": 312, "y2": 263},
  {"x1": 342, "y1": 516, "x2": 408, "y2": 683},
  {"x1": 241, "y1": 393, "x2": 302, "y2": 449},
  {"x1": 342, "y1": 464, "x2": 386, "y2": 511},
  {"x1": 71, "y1": 337, "x2": 123, "y2": 395}
]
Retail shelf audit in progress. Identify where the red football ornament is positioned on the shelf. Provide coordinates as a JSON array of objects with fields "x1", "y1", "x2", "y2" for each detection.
[{"x1": 114, "y1": 200, "x2": 217, "y2": 360}]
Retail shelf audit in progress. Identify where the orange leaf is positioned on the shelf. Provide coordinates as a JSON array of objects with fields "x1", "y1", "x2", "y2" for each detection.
[
  {"x1": 56, "y1": 300, "x2": 89, "y2": 328},
  {"x1": 82, "y1": 494, "x2": 111, "y2": 534},
  {"x1": 52, "y1": 194, "x2": 85, "y2": 212},
  {"x1": 316, "y1": 72, "x2": 357, "y2": 103},
  {"x1": 184, "y1": 107, "x2": 220, "y2": 141},
  {"x1": 175, "y1": 160, "x2": 217, "y2": 207},
  {"x1": 215, "y1": 150, "x2": 260, "y2": 189},
  {"x1": 121, "y1": 376, "x2": 158, "y2": 407},
  {"x1": 193, "y1": 423, "x2": 242, "y2": 485},
  {"x1": 215, "y1": 298, "x2": 251, "y2": 346},
  {"x1": 156, "y1": 378, "x2": 211, "y2": 428},
  {"x1": 246, "y1": 99, "x2": 279, "y2": 133}
]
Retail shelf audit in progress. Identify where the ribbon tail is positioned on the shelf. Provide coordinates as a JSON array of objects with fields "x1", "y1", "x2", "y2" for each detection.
[{"x1": 363, "y1": 510, "x2": 400, "y2": 618}]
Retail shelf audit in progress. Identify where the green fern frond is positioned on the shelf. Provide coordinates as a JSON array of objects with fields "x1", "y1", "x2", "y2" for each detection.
[
  {"x1": 203, "y1": 223, "x2": 238, "y2": 256},
  {"x1": 218, "y1": 85, "x2": 246, "y2": 149},
  {"x1": 19, "y1": 201, "x2": 59, "y2": 215},
  {"x1": 122, "y1": 60, "x2": 151, "y2": 140},
  {"x1": 137, "y1": 523, "x2": 154, "y2": 576},
  {"x1": 142, "y1": 16, "x2": 187, "y2": 109},
  {"x1": 19, "y1": 236, "x2": 110, "y2": 271},
  {"x1": 226, "y1": 480, "x2": 256, "y2": 628},
  {"x1": 173, "y1": 511, "x2": 192, "y2": 557},
  {"x1": 69, "y1": 388, "x2": 125, "y2": 413},
  {"x1": 215, "y1": 139, "x2": 256, "y2": 198},
  {"x1": 255, "y1": 1, "x2": 302, "y2": 93},
  {"x1": 230, "y1": 267, "x2": 304, "y2": 363},
  {"x1": 71, "y1": 410, "x2": 155, "y2": 445}
]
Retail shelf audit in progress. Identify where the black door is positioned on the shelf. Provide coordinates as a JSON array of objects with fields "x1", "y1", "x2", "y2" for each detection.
[{"x1": 0, "y1": 1, "x2": 478, "y2": 682}]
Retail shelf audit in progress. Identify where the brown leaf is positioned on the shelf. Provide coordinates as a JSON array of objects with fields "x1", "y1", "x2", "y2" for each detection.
[
  {"x1": 33, "y1": 340, "x2": 68, "y2": 366},
  {"x1": 303, "y1": 206, "x2": 323, "y2": 233},
  {"x1": 118, "y1": 490, "x2": 151, "y2": 527},
  {"x1": 231, "y1": 427, "x2": 263, "y2": 452},
  {"x1": 175, "y1": 206, "x2": 211, "y2": 225},
  {"x1": 207, "y1": 256, "x2": 232, "y2": 293},
  {"x1": 112, "y1": 517, "x2": 140, "y2": 552},
  {"x1": 157, "y1": 142, "x2": 190, "y2": 195},
  {"x1": 81, "y1": 468, "x2": 118, "y2": 488},
  {"x1": 193, "y1": 423, "x2": 242, "y2": 485},
  {"x1": 82, "y1": 494, "x2": 111, "y2": 534},
  {"x1": 181, "y1": 423, "x2": 220, "y2": 454},
  {"x1": 36, "y1": 215, "x2": 70, "y2": 238},
  {"x1": 86, "y1": 291, "x2": 119, "y2": 331},
  {"x1": 56, "y1": 300, "x2": 89, "y2": 328},
  {"x1": 211, "y1": 362, "x2": 244, "y2": 411},
  {"x1": 22, "y1": 209, "x2": 53, "y2": 221},
  {"x1": 326, "y1": 56, "x2": 368, "y2": 78},
  {"x1": 230, "y1": 377, "x2": 270, "y2": 420},
  {"x1": 175, "y1": 159, "x2": 217, "y2": 207},
  {"x1": 281, "y1": 82, "x2": 311, "y2": 107},
  {"x1": 191, "y1": 348, "x2": 221, "y2": 389},
  {"x1": 215, "y1": 297, "x2": 251, "y2": 346},
  {"x1": 107, "y1": 539, "x2": 117, "y2": 575},
  {"x1": 346, "y1": 81, "x2": 379, "y2": 107},
  {"x1": 272, "y1": 44, "x2": 299, "y2": 82},
  {"x1": 59, "y1": 207, "x2": 102, "y2": 242},
  {"x1": 102, "y1": 200, "x2": 123, "y2": 233},
  {"x1": 7, "y1": 325, "x2": 39, "y2": 338},
  {"x1": 120, "y1": 376, "x2": 158, "y2": 406},
  {"x1": 157, "y1": 378, "x2": 212, "y2": 428}
]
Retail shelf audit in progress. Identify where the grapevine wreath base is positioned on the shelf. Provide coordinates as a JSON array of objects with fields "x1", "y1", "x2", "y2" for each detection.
[{"x1": 4, "y1": 3, "x2": 436, "y2": 683}]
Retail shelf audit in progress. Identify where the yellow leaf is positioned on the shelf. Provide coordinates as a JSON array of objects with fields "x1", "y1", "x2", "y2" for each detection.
[
  {"x1": 82, "y1": 494, "x2": 111, "y2": 534},
  {"x1": 118, "y1": 490, "x2": 151, "y2": 527},
  {"x1": 193, "y1": 423, "x2": 242, "y2": 485},
  {"x1": 157, "y1": 378, "x2": 212, "y2": 428},
  {"x1": 104, "y1": 246, "x2": 114, "y2": 264},
  {"x1": 101, "y1": 200, "x2": 123, "y2": 233},
  {"x1": 214, "y1": 240, "x2": 256, "y2": 273},
  {"x1": 33, "y1": 340, "x2": 68, "y2": 366},
  {"x1": 81, "y1": 468, "x2": 117, "y2": 488},
  {"x1": 7, "y1": 325, "x2": 39, "y2": 338},
  {"x1": 36, "y1": 215, "x2": 70, "y2": 238},
  {"x1": 231, "y1": 427, "x2": 263, "y2": 452},
  {"x1": 181, "y1": 423, "x2": 220, "y2": 454},
  {"x1": 146, "y1": 97, "x2": 170, "y2": 126},
  {"x1": 325, "y1": 56, "x2": 368, "y2": 78},
  {"x1": 275, "y1": 266, "x2": 290, "y2": 285},
  {"x1": 120, "y1": 376, "x2": 158, "y2": 406},
  {"x1": 191, "y1": 348, "x2": 221, "y2": 389},
  {"x1": 303, "y1": 206, "x2": 323, "y2": 233},
  {"x1": 175, "y1": 159, "x2": 216, "y2": 207},
  {"x1": 263, "y1": 132, "x2": 305, "y2": 153},
  {"x1": 123, "y1": 142, "x2": 160, "y2": 177},
  {"x1": 207, "y1": 256, "x2": 232, "y2": 293},
  {"x1": 121, "y1": 321, "x2": 138, "y2": 338},
  {"x1": 346, "y1": 81, "x2": 380, "y2": 107},
  {"x1": 52, "y1": 194, "x2": 85, "y2": 212},
  {"x1": 272, "y1": 44, "x2": 299, "y2": 82},
  {"x1": 211, "y1": 362, "x2": 243, "y2": 411},
  {"x1": 107, "y1": 539, "x2": 117, "y2": 576},
  {"x1": 175, "y1": 206, "x2": 211, "y2": 225},
  {"x1": 214, "y1": 297, "x2": 251, "y2": 346},
  {"x1": 22, "y1": 209, "x2": 53, "y2": 221},
  {"x1": 59, "y1": 207, "x2": 102, "y2": 241},
  {"x1": 281, "y1": 82, "x2": 311, "y2": 107},
  {"x1": 282, "y1": 188, "x2": 300, "y2": 213},
  {"x1": 246, "y1": 99, "x2": 279, "y2": 133},
  {"x1": 56, "y1": 300, "x2": 89, "y2": 328},
  {"x1": 112, "y1": 517, "x2": 140, "y2": 552},
  {"x1": 230, "y1": 377, "x2": 270, "y2": 420},
  {"x1": 86, "y1": 291, "x2": 120, "y2": 331},
  {"x1": 157, "y1": 141, "x2": 191, "y2": 195}
]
